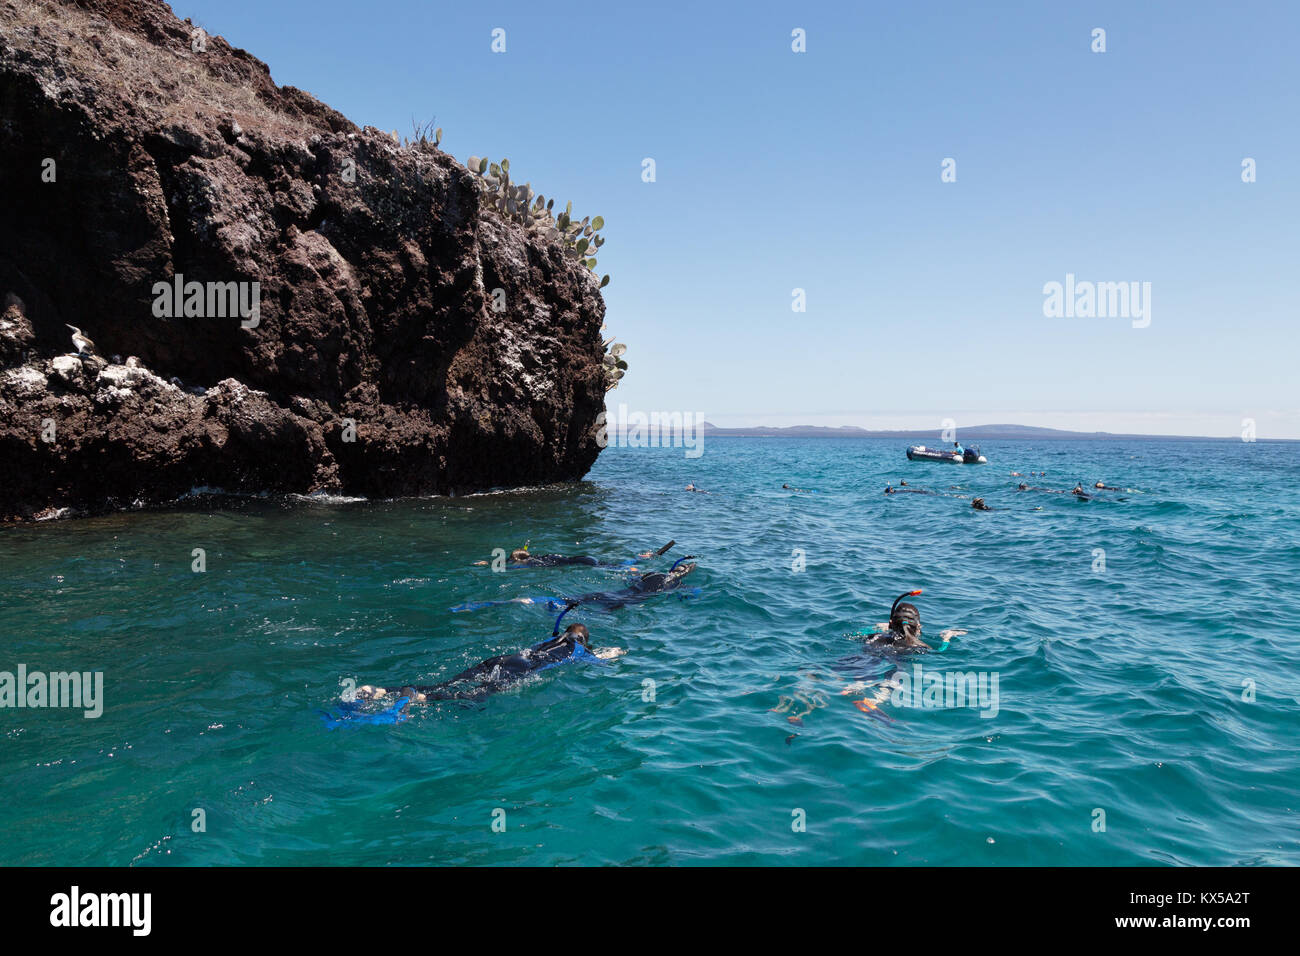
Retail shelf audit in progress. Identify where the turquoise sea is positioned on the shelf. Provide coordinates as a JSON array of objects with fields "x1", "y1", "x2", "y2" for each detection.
[{"x1": 2, "y1": 437, "x2": 1297, "y2": 866}]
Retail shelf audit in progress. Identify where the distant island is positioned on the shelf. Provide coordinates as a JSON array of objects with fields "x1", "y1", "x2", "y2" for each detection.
[{"x1": 697, "y1": 423, "x2": 1275, "y2": 441}]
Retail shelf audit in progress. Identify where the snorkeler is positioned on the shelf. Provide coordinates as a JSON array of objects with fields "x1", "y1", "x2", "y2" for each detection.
[
  {"x1": 474, "y1": 540, "x2": 674, "y2": 568},
  {"x1": 568, "y1": 557, "x2": 698, "y2": 610},
  {"x1": 356, "y1": 613, "x2": 623, "y2": 705},
  {"x1": 1093, "y1": 481, "x2": 1121, "y2": 491},
  {"x1": 971, "y1": 497, "x2": 992, "y2": 511},
  {"x1": 884, "y1": 483, "x2": 943, "y2": 496},
  {"x1": 684, "y1": 483, "x2": 708, "y2": 493},
  {"x1": 840, "y1": 590, "x2": 968, "y2": 719},
  {"x1": 451, "y1": 557, "x2": 700, "y2": 613}
]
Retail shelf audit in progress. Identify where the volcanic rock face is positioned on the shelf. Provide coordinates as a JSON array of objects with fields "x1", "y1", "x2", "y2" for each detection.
[{"x1": 0, "y1": 0, "x2": 608, "y2": 520}]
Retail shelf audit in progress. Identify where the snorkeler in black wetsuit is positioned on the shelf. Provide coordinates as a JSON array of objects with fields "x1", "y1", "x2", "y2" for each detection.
[
  {"x1": 568, "y1": 558, "x2": 698, "y2": 610},
  {"x1": 475, "y1": 541, "x2": 674, "y2": 568},
  {"x1": 839, "y1": 590, "x2": 968, "y2": 718},
  {"x1": 356, "y1": 621, "x2": 613, "y2": 704},
  {"x1": 884, "y1": 484, "x2": 940, "y2": 495}
]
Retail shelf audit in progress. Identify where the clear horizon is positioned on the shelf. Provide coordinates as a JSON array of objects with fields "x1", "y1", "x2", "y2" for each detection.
[{"x1": 178, "y1": 0, "x2": 1300, "y2": 439}]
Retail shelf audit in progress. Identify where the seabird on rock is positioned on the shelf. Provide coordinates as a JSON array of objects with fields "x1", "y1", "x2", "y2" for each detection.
[{"x1": 66, "y1": 324, "x2": 96, "y2": 356}]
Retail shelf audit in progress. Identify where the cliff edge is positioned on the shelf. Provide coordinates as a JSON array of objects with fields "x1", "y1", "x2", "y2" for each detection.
[{"x1": 0, "y1": 0, "x2": 609, "y2": 519}]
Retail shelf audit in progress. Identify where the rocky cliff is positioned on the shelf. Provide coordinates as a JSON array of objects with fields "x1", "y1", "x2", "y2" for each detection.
[{"x1": 0, "y1": 0, "x2": 609, "y2": 520}]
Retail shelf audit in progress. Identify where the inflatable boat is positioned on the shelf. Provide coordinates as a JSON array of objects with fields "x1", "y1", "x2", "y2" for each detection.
[{"x1": 906, "y1": 444, "x2": 987, "y2": 464}]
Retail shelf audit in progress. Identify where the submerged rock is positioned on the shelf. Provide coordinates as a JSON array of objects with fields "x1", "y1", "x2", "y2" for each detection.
[{"x1": 0, "y1": 0, "x2": 608, "y2": 520}]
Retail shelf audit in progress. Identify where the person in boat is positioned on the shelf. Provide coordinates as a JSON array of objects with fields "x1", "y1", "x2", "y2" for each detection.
[
  {"x1": 355, "y1": 620, "x2": 622, "y2": 704},
  {"x1": 952, "y1": 442, "x2": 964, "y2": 456},
  {"x1": 475, "y1": 541, "x2": 674, "y2": 568}
]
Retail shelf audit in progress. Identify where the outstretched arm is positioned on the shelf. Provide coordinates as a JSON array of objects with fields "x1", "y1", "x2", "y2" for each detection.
[{"x1": 637, "y1": 539, "x2": 676, "y2": 559}]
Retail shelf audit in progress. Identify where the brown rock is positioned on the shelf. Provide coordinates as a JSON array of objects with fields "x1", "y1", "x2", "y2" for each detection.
[{"x1": 0, "y1": 0, "x2": 608, "y2": 520}]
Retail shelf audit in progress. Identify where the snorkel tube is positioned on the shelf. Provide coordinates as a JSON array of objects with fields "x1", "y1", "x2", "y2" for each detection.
[
  {"x1": 552, "y1": 599, "x2": 583, "y2": 636},
  {"x1": 668, "y1": 555, "x2": 698, "y2": 574},
  {"x1": 891, "y1": 589, "x2": 922, "y2": 618}
]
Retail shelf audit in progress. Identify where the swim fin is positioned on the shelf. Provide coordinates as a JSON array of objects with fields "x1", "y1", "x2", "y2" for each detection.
[{"x1": 320, "y1": 696, "x2": 411, "y2": 729}]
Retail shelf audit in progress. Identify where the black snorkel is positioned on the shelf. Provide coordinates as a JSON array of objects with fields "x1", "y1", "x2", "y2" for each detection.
[
  {"x1": 891, "y1": 589, "x2": 923, "y2": 618},
  {"x1": 653, "y1": 540, "x2": 676, "y2": 557}
]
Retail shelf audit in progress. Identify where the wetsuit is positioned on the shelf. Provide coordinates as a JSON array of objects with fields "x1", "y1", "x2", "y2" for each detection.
[
  {"x1": 569, "y1": 565, "x2": 696, "y2": 610},
  {"x1": 508, "y1": 541, "x2": 673, "y2": 568},
  {"x1": 413, "y1": 634, "x2": 599, "y2": 701},
  {"x1": 511, "y1": 554, "x2": 606, "y2": 568}
]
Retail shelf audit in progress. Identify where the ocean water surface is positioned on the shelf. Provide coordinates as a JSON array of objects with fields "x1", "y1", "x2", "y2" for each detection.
[{"x1": 2, "y1": 437, "x2": 1297, "y2": 865}]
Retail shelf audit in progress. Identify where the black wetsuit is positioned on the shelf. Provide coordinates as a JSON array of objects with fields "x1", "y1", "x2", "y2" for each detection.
[
  {"x1": 509, "y1": 541, "x2": 672, "y2": 568},
  {"x1": 511, "y1": 554, "x2": 606, "y2": 568},
  {"x1": 835, "y1": 630, "x2": 932, "y2": 691},
  {"x1": 568, "y1": 566, "x2": 696, "y2": 610},
  {"x1": 858, "y1": 629, "x2": 930, "y2": 650},
  {"x1": 412, "y1": 634, "x2": 591, "y2": 701}
]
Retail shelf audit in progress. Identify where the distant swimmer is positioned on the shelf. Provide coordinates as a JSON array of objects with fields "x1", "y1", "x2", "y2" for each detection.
[
  {"x1": 782, "y1": 483, "x2": 813, "y2": 493},
  {"x1": 1018, "y1": 482, "x2": 1069, "y2": 495},
  {"x1": 1070, "y1": 483, "x2": 1093, "y2": 500},
  {"x1": 451, "y1": 557, "x2": 699, "y2": 613},
  {"x1": 884, "y1": 483, "x2": 941, "y2": 496},
  {"x1": 972, "y1": 497, "x2": 992, "y2": 511},
  {"x1": 684, "y1": 483, "x2": 708, "y2": 493},
  {"x1": 1093, "y1": 481, "x2": 1121, "y2": 491},
  {"x1": 475, "y1": 540, "x2": 674, "y2": 569},
  {"x1": 355, "y1": 620, "x2": 622, "y2": 706}
]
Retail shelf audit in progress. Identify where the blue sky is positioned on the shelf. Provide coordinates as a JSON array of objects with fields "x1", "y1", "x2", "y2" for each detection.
[{"x1": 181, "y1": 0, "x2": 1299, "y2": 437}]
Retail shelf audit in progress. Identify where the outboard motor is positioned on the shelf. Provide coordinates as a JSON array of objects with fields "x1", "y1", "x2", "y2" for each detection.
[{"x1": 963, "y1": 444, "x2": 982, "y2": 463}]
